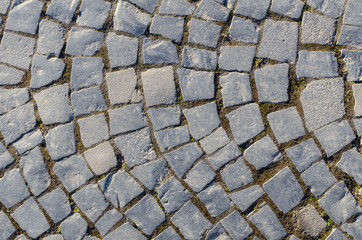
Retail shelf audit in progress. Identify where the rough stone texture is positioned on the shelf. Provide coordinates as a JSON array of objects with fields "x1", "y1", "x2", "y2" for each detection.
[
  {"x1": 188, "y1": 18, "x2": 222, "y2": 48},
  {"x1": 0, "y1": 211, "x2": 15, "y2": 239},
  {"x1": 228, "y1": 16, "x2": 259, "y2": 44},
  {"x1": 301, "y1": 12, "x2": 335, "y2": 45},
  {"x1": 200, "y1": 127, "x2": 230, "y2": 155},
  {"x1": 270, "y1": 0, "x2": 304, "y2": 19},
  {"x1": 76, "y1": 0, "x2": 111, "y2": 29},
  {"x1": 244, "y1": 135, "x2": 283, "y2": 170},
  {"x1": 234, "y1": 0, "x2": 271, "y2": 20},
  {"x1": 300, "y1": 78, "x2": 345, "y2": 131},
  {"x1": 342, "y1": 50, "x2": 362, "y2": 82},
  {"x1": 337, "y1": 25, "x2": 362, "y2": 49},
  {"x1": 193, "y1": 0, "x2": 230, "y2": 22},
  {"x1": 153, "y1": 227, "x2": 181, "y2": 240},
  {"x1": 326, "y1": 229, "x2": 348, "y2": 240},
  {"x1": 208, "y1": 141, "x2": 241, "y2": 170},
  {"x1": 38, "y1": 188, "x2": 71, "y2": 224},
  {"x1": 171, "y1": 201, "x2": 212, "y2": 239},
  {"x1": 106, "y1": 32, "x2": 138, "y2": 68},
  {"x1": 341, "y1": 214, "x2": 362, "y2": 239},
  {"x1": 353, "y1": 84, "x2": 362, "y2": 116},
  {"x1": 70, "y1": 57, "x2": 103, "y2": 90},
  {"x1": 263, "y1": 167, "x2": 304, "y2": 213},
  {"x1": 198, "y1": 184, "x2": 232, "y2": 217},
  {"x1": 128, "y1": 0, "x2": 158, "y2": 13},
  {"x1": 296, "y1": 51, "x2": 338, "y2": 78},
  {"x1": 0, "y1": 65, "x2": 24, "y2": 85},
  {"x1": 159, "y1": 0, "x2": 195, "y2": 15},
  {"x1": 150, "y1": 15, "x2": 184, "y2": 43},
  {"x1": 147, "y1": 107, "x2": 181, "y2": 131},
  {"x1": 220, "y1": 211, "x2": 253, "y2": 239},
  {"x1": 46, "y1": 0, "x2": 80, "y2": 24},
  {"x1": 337, "y1": 148, "x2": 362, "y2": 185},
  {"x1": 254, "y1": 63, "x2": 289, "y2": 103},
  {"x1": 36, "y1": 20, "x2": 65, "y2": 57},
  {"x1": 12, "y1": 198, "x2": 50, "y2": 238},
  {"x1": 220, "y1": 72, "x2": 252, "y2": 107},
  {"x1": 65, "y1": 27, "x2": 104, "y2": 56},
  {"x1": 206, "y1": 223, "x2": 230, "y2": 240},
  {"x1": 219, "y1": 46, "x2": 256, "y2": 72},
  {"x1": 155, "y1": 126, "x2": 190, "y2": 152},
  {"x1": 296, "y1": 205, "x2": 327, "y2": 237},
  {"x1": 71, "y1": 86, "x2": 106, "y2": 116},
  {"x1": 60, "y1": 213, "x2": 88, "y2": 240},
  {"x1": 0, "y1": 169, "x2": 30, "y2": 208},
  {"x1": 0, "y1": 0, "x2": 10, "y2": 14},
  {"x1": 126, "y1": 195, "x2": 166, "y2": 235},
  {"x1": 95, "y1": 209, "x2": 123, "y2": 237},
  {"x1": 307, "y1": 0, "x2": 344, "y2": 18},
  {"x1": 230, "y1": 185, "x2": 264, "y2": 212},
  {"x1": 221, "y1": 157, "x2": 254, "y2": 191},
  {"x1": 226, "y1": 103, "x2": 265, "y2": 145},
  {"x1": 343, "y1": 0, "x2": 362, "y2": 27},
  {"x1": 53, "y1": 154, "x2": 93, "y2": 193},
  {"x1": 267, "y1": 107, "x2": 305, "y2": 143},
  {"x1": 182, "y1": 46, "x2": 218, "y2": 70},
  {"x1": 248, "y1": 204, "x2": 287, "y2": 240},
  {"x1": 34, "y1": 84, "x2": 73, "y2": 125},
  {"x1": 178, "y1": 68, "x2": 215, "y2": 102},
  {"x1": 45, "y1": 123, "x2": 76, "y2": 161},
  {"x1": 315, "y1": 120, "x2": 355, "y2": 157},
  {"x1": 103, "y1": 223, "x2": 146, "y2": 240},
  {"x1": 143, "y1": 39, "x2": 179, "y2": 64},
  {"x1": 185, "y1": 161, "x2": 216, "y2": 192},
  {"x1": 257, "y1": 20, "x2": 298, "y2": 63},
  {"x1": 319, "y1": 182, "x2": 362, "y2": 225},
  {"x1": 286, "y1": 139, "x2": 322, "y2": 172},
  {"x1": 78, "y1": 114, "x2": 109, "y2": 148},
  {"x1": 84, "y1": 141, "x2": 117, "y2": 175},
  {"x1": 0, "y1": 143, "x2": 14, "y2": 170},
  {"x1": 99, "y1": 170, "x2": 144, "y2": 208},
  {"x1": 183, "y1": 102, "x2": 220, "y2": 140},
  {"x1": 0, "y1": 88, "x2": 29, "y2": 115}
]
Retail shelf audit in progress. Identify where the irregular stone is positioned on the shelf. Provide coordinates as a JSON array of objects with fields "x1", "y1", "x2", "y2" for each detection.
[
  {"x1": 263, "y1": 167, "x2": 304, "y2": 213},
  {"x1": 183, "y1": 102, "x2": 220, "y2": 140},
  {"x1": 65, "y1": 27, "x2": 104, "y2": 56},
  {"x1": 34, "y1": 84, "x2": 73, "y2": 125},
  {"x1": 315, "y1": 120, "x2": 355, "y2": 157},
  {"x1": 148, "y1": 107, "x2": 181, "y2": 131},
  {"x1": 254, "y1": 63, "x2": 289, "y2": 103},
  {"x1": 106, "y1": 32, "x2": 138, "y2": 68},
  {"x1": 226, "y1": 103, "x2": 265, "y2": 145},
  {"x1": 157, "y1": 176, "x2": 191, "y2": 214},
  {"x1": 220, "y1": 211, "x2": 253, "y2": 239},
  {"x1": 300, "y1": 78, "x2": 345, "y2": 131},
  {"x1": 248, "y1": 204, "x2": 287, "y2": 239},
  {"x1": 194, "y1": 0, "x2": 230, "y2": 22},
  {"x1": 341, "y1": 214, "x2": 362, "y2": 239},
  {"x1": 78, "y1": 114, "x2": 109, "y2": 148},
  {"x1": 131, "y1": 158, "x2": 169, "y2": 190},
  {"x1": 12, "y1": 198, "x2": 50, "y2": 238},
  {"x1": 221, "y1": 157, "x2": 254, "y2": 190},
  {"x1": 46, "y1": 0, "x2": 80, "y2": 24},
  {"x1": 301, "y1": 12, "x2": 335, "y2": 45},
  {"x1": 53, "y1": 154, "x2": 93, "y2": 193},
  {"x1": 84, "y1": 141, "x2": 117, "y2": 175},
  {"x1": 206, "y1": 223, "x2": 230, "y2": 240},
  {"x1": 0, "y1": 0, "x2": 10, "y2": 14},
  {"x1": 0, "y1": 65, "x2": 24, "y2": 85},
  {"x1": 307, "y1": 0, "x2": 344, "y2": 18},
  {"x1": 337, "y1": 148, "x2": 362, "y2": 185},
  {"x1": 128, "y1": 0, "x2": 158, "y2": 13},
  {"x1": 43, "y1": 234, "x2": 64, "y2": 240},
  {"x1": 155, "y1": 126, "x2": 190, "y2": 152},
  {"x1": 103, "y1": 223, "x2": 146, "y2": 240},
  {"x1": 326, "y1": 229, "x2": 348, "y2": 240},
  {"x1": 0, "y1": 211, "x2": 15, "y2": 239},
  {"x1": 76, "y1": 0, "x2": 111, "y2": 29},
  {"x1": 20, "y1": 147, "x2": 50, "y2": 196},
  {"x1": 200, "y1": 127, "x2": 230, "y2": 155},
  {"x1": 114, "y1": 128, "x2": 156, "y2": 167},
  {"x1": 198, "y1": 184, "x2": 232, "y2": 217},
  {"x1": 220, "y1": 72, "x2": 252, "y2": 107},
  {"x1": 30, "y1": 54, "x2": 65, "y2": 88},
  {"x1": 257, "y1": 19, "x2": 298, "y2": 63},
  {"x1": 153, "y1": 227, "x2": 181, "y2": 240},
  {"x1": 234, "y1": 0, "x2": 271, "y2": 20},
  {"x1": 14, "y1": 234, "x2": 29, "y2": 240},
  {"x1": 230, "y1": 185, "x2": 264, "y2": 211},
  {"x1": 319, "y1": 182, "x2": 362, "y2": 225},
  {"x1": 0, "y1": 88, "x2": 29, "y2": 114},
  {"x1": 150, "y1": 15, "x2": 184, "y2": 43},
  {"x1": 60, "y1": 213, "x2": 88, "y2": 240},
  {"x1": 337, "y1": 25, "x2": 362, "y2": 49},
  {"x1": 98, "y1": 170, "x2": 144, "y2": 208},
  {"x1": 0, "y1": 102, "x2": 36, "y2": 145},
  {"x1": 342, "y1": 50, "x2": 362, "y2": 82},
  {"x1": 208, "y1": 141, "x2": 241, "y2": 170},
  {"x1": 171, "y1": 201, "x2": 212, "y2": 239},
  {"x1": 36, "y1": 20, "x2": 65, "y2": 57},
  {"x1": 178, "y1": 68, "x2": 214, "y2": 101},
  {"x1": 114, "y1": 1, "x2": 151, "y2": 36},
  {"x1": 219, "y1": 46, "x2": 256, "y2": 72},
  {"x1": 38, "y1": 188, "x2": 71, "y2": 223},
  {"x1": 185, "y1": 161, "x2": 216, "y2": 192},
  {"x1": 353, "y1": 84, "x2": 362, "y2": 116},
  {"x1": 0, "y1": 143, "x2": 14, "y2": 170},
  {"x1": 0, "y1": 33, "x2": 35, "y2": 69},
  {"x1": 0, "y1": 168, "x2": 30, "y2": 208},
  {"x1": 70, "y1": 57, "x2": 103, "y2": 90},
  {"x1": 354, "y1": 118, "x2": 362, "y2": 136},
  {"x1": 95, "y1": 209, "x2": 123, "y2": 236},
  {"x1": 296, "y1": 51, "x2": 338, "y2": 78},
  {"x1": 6, "y1": 0, "x2": 43, "y2": 35},
  {"x1": 296, "y1": 205, "x2": 326, "y2": 237},
  {"x1": 71, "y1": 86, "x2": 106, "y2": 117},
  {"x1": 188, "y1": 18, "x2": 222, "y2": 48},
  {"x1": 143, "y1": 39, "x2": 179, "y2": 64},
  {"x1": 286, "y1": 139, "x2": 322, "y2": 172},
  {"x1": 343, "y1": 0, "x2": 362, "y2": 27},
  {"x1": 126, "y1": 195, "x2": 165, "y2": 235},
  {"x1": 159, "y1": 0, "x2": 195, "y2": 15},
  {"x1": 244, "y1": 135, "x2": 282, "y2": 170},
  {"x1": 270, "y1": 0, "x2": 304, "y2": 19},
  {"x1": 45, "y1": 123, "x2": 76, "y2": 161},
  {"x1": 182, "y1": 46, "x2": 218, "y2": 70},
  {"x1": 228, "y1": 16, "x2": 259, "y2": 44}
]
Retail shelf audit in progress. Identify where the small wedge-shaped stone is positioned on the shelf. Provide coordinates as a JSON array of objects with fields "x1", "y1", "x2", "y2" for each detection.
[
  {"x1": 46, "y1": 0, "x2": 81, "y2": 24},
  {"x1": 143, "y1": 39, "x2": 179, "y2": 64},
  {"x1": 337, "y1": 148, "x2": 362, "y2": 185}
]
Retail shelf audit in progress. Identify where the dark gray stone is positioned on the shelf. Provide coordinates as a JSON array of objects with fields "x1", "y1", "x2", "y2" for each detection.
[
  {"x1": 338, "y1": 148, "x2": 362, "y2": 185},
  {"x1": 78, "y1": 113, "x2": 109, "y2": 148},
  {"x1": 0, "y1": 143, "x2": 14, "y2": 170},
  {"x1": 296, "y1": 205, "x2": 327, "y2": 237},
  {"x1": 71, "y1": 86, "x2": 106, "y2": 117},
  {"x1": 286, "y1": 139, "x2": 322, "y2": 172},
  {"x1": 337, "y1": 25, "x2": 362, "y2": 49},
  {"x1": 342, "y1": 50, "x2": 362, "y2": 82},
  {"x1": 36, "y1": 20, "x2": 65, "y2": 57},
  {"x1": 206, "y1": 223, "x2": 230, "y2": 240},
  {"x1": 147, "y1": 107, "x2": 181, "y2": 131},
  {"x1": 182, "y1": 46, "x2": 218, "y2": 70},
  {"x1": 0, "y1": 168, "x2": 29, "y2": 208},
  {"x1": 208, "y1": 141, "x2": 241, "y2": 170},
  {"x1": 143, "y1": 39, "x2": 179, "y2": 64},
  {"x1": 230, "y1": 185, "x2": 264, "y2": 212},
  {"x1": 150, "y1": 15, "x2": 184, "y2": 43},
  {"x1": 14, "y1": 129, "x2": 43, "y2": 155},
  {"x1": 188, "y1": 18, "x2": 222, "y2": 48},
  {"x1": 76, "y1": 0, "x2": 111, "y2": 29},
  {"x1": 296, "y1": 51, "x2": 338, "y2": 78},
  {"x1": 301, "y1": 12, "x2": 335, "y2": 45},
  {"x1": 70, "y1": 57, "x2": 103, "y2": 91},
  {"x1": 270, "y1": 0, "x2": 304, "y2": 19},
  {"x1": 221, "y1": 157, "x2": 254, "y2": 191},
  {"x1": 263, "y1": 167, "x2": 304, "y2": 213},
  {"x1": 95, "y1": 209, "x2": 123, "y2": 237},
  {"x1": 219, "y1": 46, "x2": 256, "y2": 72},
  {"x1": 220, "y1": 72, "x2": 252, "y2": 107},
  {"x1": 106, "y1": 32, "x2": 138, "y2": 68},
  {"x1": 0, "y1": 88, "x2": 29, "y2": 115},
  {"x1": 307, "y1": 0, "x2": 344, "y2": 18},
  {"x1": 46, "y1": 0, "x2": 80, "y2": 24},
  {"x1": 341, "y1": 214, "x2": 362, "y2": 239},
  {"x1": 103, "y1": 223, "x2": 146, "y2": 240},
  {"x1": 234, "y1": 0, "x2": 271, "y2": 20},
  {"x1": 185, "y1": 161, "x2": 216, "y2": 192},
  {"x1": 200, "y1": 127, "x2": 230, "y2": 155},
  {"x1": 326, "y1": 229, "x2": 348, "y2": 240},
  {"x1": 343, "y1": 0, "x2": 362, "y2": 27},
  {"x1": 0, "y1": 211, "x2": 15, "y2": 239},
  {"x1": 45, "y1": 123, "x2": 76, "y2": 161},
  {"x1": 65, "y1": 27, "x2": 104, "y2": 56},
  {"x1": 220, "y1": 211, "x2": 253, "y2": 239},
  {"x1": 228, "y1": 16, "x2": 259, "y2": 44},
  {"x1": 84, "y1": 141, "x2": 117, "y2": 175},
  {"x1": 153, "y1": 227, "x2": 181, "y2": 240},
  {"x1": 155, "y1": 126, "x2": 190, "y2": 152},
  {"x1": 198, "y1": 184, "x2": 232, "y2": 217},
  {"x1": 193, "y1": 0, "x2": 230, "y2": 22},
  {"x1": 38, "y1": 188, "x2": 71, "y2": 223},
  {"x1": 0, "y1": 65, "x2": 24, "y2": 85},
  {"x1": 159, "y1": 0, "x2": 195, "y2": 15},
  {"x1": 60, "y1": 213, "x2": 88, "y2": 240}
]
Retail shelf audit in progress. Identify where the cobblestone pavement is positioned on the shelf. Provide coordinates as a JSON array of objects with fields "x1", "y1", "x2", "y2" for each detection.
[{"x1": 0, "y1": 0, "x2": 361, "y2": 239}]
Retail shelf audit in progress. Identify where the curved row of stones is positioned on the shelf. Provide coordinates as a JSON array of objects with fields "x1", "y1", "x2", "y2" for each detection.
[{"x1": 0, "y1": 0, "x2": 361, "y2": 239}]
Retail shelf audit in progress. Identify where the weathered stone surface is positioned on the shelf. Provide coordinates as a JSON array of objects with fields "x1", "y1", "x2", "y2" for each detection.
[
  {"x1": 45, "y1": 123, "x2": 76, "y2": 161},
  {"x1": 235, "y1": 0, "x2": 271, "y2": 20},
  {"x1": 220, "y1": 72, "x2": 252, "y2": 107},
  {"x1": 198, "y1": 184, "x2": 232, "y2": 217},
  {"x1": 84, "y1": 141, "x2": 117, "y2": 175},
  {"x1": 230, "y1": 185, "x2": 264, "y2": 212},
  {"x1": 337, "y1": 148, "x2": 362, "y2": 185},
  {"x1": 46, "y1": 0, "x2": 80, "y2": 24},
  {"x1": 208, "y1": 141, "x2": 241, "y2": 170},
  {"x1": 150, "y1": 15, "x2": 184, "y2": 42},
  {"x1": 228, "y1": 16, "x2": 259, "y2": 44},
  {"x1": 0, "y1": 88, "x2": 29, "y2": 115},
  {"x1": 60, "y1": 213, "x2": 87, "y2": 240},
  {"x1": 301, "y1": 12, "x2": 335, "y2": 45},
  {"x1": 38, "y1": 188, "x2": 71, "y2": 223},
  {"x1": 300, "y1": 78, "x2": 345, "y2": 131},
  {"x1": 193, "y1": 0, "x2": 230, "y2": 22},
  {"x1": 220, "y1": 211, "x2": 253, "y2": 239},
  {"x1": 65, "y1": 27, "x2": 104, "y2": 56},
  {"x1": 342, "y1": 50, "x2": 362, "y2": 82},
  {"x1": 206, "y1": 223, "x2": 230, "y2": 240},
  {"x1": 200, "y1": 127, "x2": 230, "y2": 155},
  {"x1": 341, "y1": 214, "x2": 362, "y2": 239},
  {"x1": 106, "y1": 32, "x2": 138, "y2": 68},
  {"x1": 104, "y1": 223, "x2": 146, "y2": 240},
  {"x1": 129, "y1": 0, "x2": 158, "y2": 13},
  {"x1": 337, "y1": 25, "x2": 362, "y2": 49},
  {"x1": 296, "y1": 51, "x2": 338, "y2": 78},
  {"x1": 188, "y1": 18, "x2": 222, "y2": 48},
  {"x1": 143, "y1": 39, "x2": 179, "y2": 64},
  {"x1": 0, "y1": 143, "x2": 14, "y2": 170},
  {"x1": 71, "y1": 86, "x2": 107, "y2": 117},
  {"x1": 76, "y1": 0, "x2": 111, "y2": 29},
  {"x1": 148, "y1": 107, "x2": 181, "y2": 131},
  {"x1": 36, "y1": 20, "x2": 65, "y2": 57},
  {"x1": 221, "y1": 157, "x2": 254, "y2": 191},
  {"x1": 257, "y1": 20, "x2": 298, "y2": 63},
  {"x1": 70, "y1": 57, "x2": 103, "y2": 90},
  {"x1": 263, "y1": 167, "x2": 304, "y2": 213},
  {"x1": 307, "y1": 0, "x2": 344, "y2": 18},
  {"x1": 0, "y1": 211, "x2": 15, "y2": 239},
  {"x1": 30, "y1": 54, "x2": 65, "y2": 88},
  {"x1": 226, "y1": 103, "x2": 265, "y2": 145},
  {"x1": 343, "y1": 0, "x2": 362, "y2": 27},
  {"x1": 219, "y1": 46, "x2": 256, "y2": 72},
  {"x1": 0, "y1": 0, "x2": 10, "y2": 14},
  {"x1": 43, "y1": 234, "x2": 65, "y2": 240},
  {"x1": 326, "y1": 229, "x2": 348, "y2": 240},
  {"x1": 155, "y1": 126, "x2": 190, "y2": 152},
  {"x1": 353, "y1": 84, "x2": 362, "y2": 116},
  {"x1": 182, "y1": 46, "x2": 218, "y2": 70},
  {"x1": 270, "y1": 0, "x2": 304, "y2": 19},
  {"x1": 95, "y1": 209, "x2": 123, "y2": 237},
  {"x1": 286, "y1": 139, "x2": 322, "y2": 172},
  {"x1": 0, "y1": 169, "x2": 30, "y2": 208},
  {"x1": 296, "y1": 205, "x2": 326, "y2": 237},
  {"x1": 0, "y1": 65, "x2": 24, "y2": 85},
  {"x1": 159, "y1": 0, "x2": 195, "y2": 15},
  {"x1": 78, "y1": 113, "x2": 109, "y2": 148},
  {"x1": 153, "y1": 227, "x2": 181, "y2": 240},
  {"x1": 185, "y1": 161, "x2": 216, "y2": 192}
]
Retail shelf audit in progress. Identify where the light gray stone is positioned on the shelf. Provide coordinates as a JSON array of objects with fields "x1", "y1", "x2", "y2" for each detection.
[
  {"x1": 12, "y1": 198, "x2": 50, "y2": 238},
  {"x1": 0, "y1": 65, "x2": 24, "y2": 85},
  {"x1": 235, "y1": 0, "x2": 271, "y2": 20},
  {"x1": 270, "y1": 0, "x2": 304, "y2": 19},
  {"x1": 228, "y1": 16, "x2": 259, "y2": 44},
  {"x1": 76, "y1": 0, "x2": 111, "y2": 29},
  {"x1": 221, "y1": 157, "x2": 254, "y2": 191},
  {"x1": 0, "y1": 143, "x2": 14, "y2": 170},
  {"x1": 343, "y1": 0, "x2": 362, "y2": 27},
  {"x1": 0, "y1": 102, "x2": 36, "y2": 145},
  {"x1": 171, "y1": 201, "x2": 212, "y2": 239},
  {"x1": 185, "y1": 161, "x2": 216, "y2": 192},
  {"x1": 155, "y1": 126, "x2": 190, "y2": 152},
  {"x1": 106, "y1": 32, "x2": 138, "y2": 68},
  {"x1": 45, "y1": 123, "x2": 76, "y2": 161},
  {"x1": 198, "y1": 184, "x2": 232, "y2": 217},
  {"x1": 296, "y1": 205, "x2": 326, "y2": 237},
  {"x1": 307, "y1": 0, "x2": 344, "y2": 18},
  {"x1": 342, "y1": 50, "x2": 362, "y2": 82},
  {"x1": 353, "y1": 84, "x2": 362, "y2": 116},
  {"x1": 30, "y1": 54, "x2": 65, "y2": 88},
  {"x1": 95, "y1": 209, "x2": 123, "y2": 237},
  {"x1": 103, "y1": 223, "x2": 146, "y2": 240},
  {"x1": 230, "y1": 185, "x2": 264, "y2": 212},
  {"x1": 296, "y1": 51, "x2": 338, "y2": 78},
  {"x1": 36, "y1": 20, "x2": 65, "y2": 57},
  {"x1": 65, "y1": 27, "x2": 104, "y2": 56},
  {"x1": 206, "y1": 223, "x2": 230, "y2": 240},
  {"x1": 301, "y1": 12, "x2": 335, "y2": 45},
  {"x1": 337, "y1": 148, "x2": 362, "y2": 185},
  {"x1": 99, "y1": 170, "x2": 144, "y2": 208},
  {"x1": 38, "y1": 188, "x2": 71, "y2": 223},
  {"x1": 286, "y1": 139, "x2": 322, "y2": 172},
  {"x1": 131, "y1": 158, "x2": 169, "y2": 190},
  {"x1": 128, "y1": 0, "x2": 158, "y2": 13},
  {"x1": 150, "y1": 15, "x2": 184, "y2": 43},
  {"x1": 84, "y1": 141, "x2": 117, "y2": 175},
  {"x1": 78, "y1": 114, "x2": 109, "y2": 148},
  {"x1": 0, "y1": 88, "x2": 29, "y2": 115},
  {"x1": 319, "y1": 182, "x2": 362, "y2": 225},
  {"x1": 0, "y1": 168, "x2": 30, "y2": 208},
  {"x1": 0, "y1": 33, "x2": 35, "y2": 69},
  {"x1": 71, "y1": 86, "x2": 106, "y2": 117},
  {"x1": 159, "y1": 0, "x2": 195, "y2": 15},
  {"x1": 0, "y1": 211, "x2": 15, "y2": 239},
  {"x1": 193, "y1": 0, "x2": 230, "y2": 22},
  {"x1": 0, "y1": 0, "x2": 10, "y2": 14},
  {"x1": 220, "y1": 211, "x2": 253, "y2": 239},
  {"x1": 114, "y1": 128, "x2": 156, "y2": 167},
  {"x1": 14, "y1": 129, "x2": 43, "y2": 155},
  {"x1": 53, "y1": 154, "x2": 93, "y2": 193},
  {"x1": 14, "y1": 234, "x2": 29, "y2": 240},
  {"x1": 257, "y1": 19, "x2": 298, "y2": 63},
  {"x1": 60, "y1": 213, "x2": 87, "y2": 240},
  {"x1": 337, "y1": 25, "x2": 362, "y2": 49},
  {"x1": 153, "y1": 227, "x2": 181, "y2": 240},
  {"x1": 43, "y1": 234, "x2": 64, "y2": 240},
  {"x1": 34, "y1": 84, "x2": 73, "y2": 125},
  {"x1": 354, "y1": 118, "x2": 362, "y2": 137},
  {"x1": 208, "y1": 141, "x2": 241, "y2": 170},
  {"x1": 263, "y1": 167, "x2": 304, "y2": 213},
  {"x1": 70, "y1": 57, "x2": 103, "y2": 90},
  {"x1": 182, "y1": 46, "x2": 218, "y2": 70},
  {"x1": 300, "y1": 78, "x2": 345, "y2": 131},
  {"x1": 143, "y1": 39, "x2": 179, "y2": 64},
  {"x1": 148, "y1": 107, "x2": 181, "y2": 131},
  {"x1": 178, "y1": 68, "x2": 214, "y2": 101},
  {"x1": 315, "y1": 120, "x2": 355, "y2": 157},
  {"x1": 219, "y1": 46, "x2": 256, "y2": 72},
  {"x1": 326, "y1": 229, "x2": 348, "y2": 240},
  {"x1": 341, "y1": 214, "x2": 362, "y2": 239},
  {"x1": 200, "y1": 127, "x2": 230, "y2": 155},
  {"x1": 220, "y1": 72, "x2": 252, "y2": 107},
  {"x1": 188, "y1": 18, "x2": 222, "y2": 48},
  {"x1": 46, "y1": 0, "x2": 80, "y2": 24},
  {"x1": 226, "y1": 103, "x2": 265, "y2": 145}
]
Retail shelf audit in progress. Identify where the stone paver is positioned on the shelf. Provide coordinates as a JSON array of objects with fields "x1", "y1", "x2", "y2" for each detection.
[
  {"x1": 0, "y1": 211, "x2": 15, "y2": 239},
  {"x1": 219, "y1": 46, "x2": 256, "y2": 72},
  {"x1": 36, "y1": 20, "x2": 65, "y2": 57},
  {"x1": 230, "y1": 185, "x2": 264, "y2": 212},
  {"x1": 78, "y1": 113, "x2": 109, "y2": 148},
  {"x1": 0, "y1": 65, "x2": 25, "y2": 85},
  {"x1": 198, "y1": 183, "x2": 232, "y2": 217},
  {"x1": 60, "y1": 213, "x2": 87, "y2": 240},
  {"x1": 103, "y1": 223, "x2": 146, "y2": 240},
  {"x1": 159, "y1": 0, "x2": 195, "y2": 15},
  {"x1": 221, "y1": 157, "x2": 254, "y2": 190},
  {"x1": 106, "y1": 32, "x2": 138, "y2": 68},
  {"x1": 235, "y1": 0, "x2": 271, "y2": 20},
  {"x1": 342, "y1": 50, "x2": 362, "y2": 82},
  {"x1": 65, "y1": 27, "x2": 104, "y2": 56},
  {"x1": 341, "y1": 214, "x2": 362, "y2": 239},
  {"x1": 0, "y1": 168, "x2": 30, "y2": 208},
  {"x1": 296, "y1": 205, "x2": 326, "y2": 237},
  {"x1": 208, "y1": 141, "x2": 241, "y2": 170},
  {"x1": 296, "y1": 51, "x2": 338, "y2": 78},
  {"x1": 286, "y1": 139, "x2": 322, "y2": 172},
  {"x1": 84, "y1": 141, "x2": 117, "y2": 175},
  {"x1": 185, "y1": 161, "x2": 216, "y2": 192},
  {"x1": 95, "y1": 209, "x2": 123, "y2": 237},
  {"x1": 188, "y1": 18, "x2": 222, "y2": 48},
  {"x1": 150, "y1": 15, "x2": 184, "y2": 43},
  {"x1": 71, "y1": 86, "x2": 107, "y2": 117},
  {"x1": 220, "y1": 211, "x2": 253, "y2": 239},
  {"x1": 337, "y1": 25, "x2": 362, "y2": 49},
  {"x1": 220, "y1": 72, "x2": 252, "y2": 107},
  {"x1": 38, "y1": 188, "x2": 71, "y2": 223},
  {"x1": 0, "y1": 143, "x2": 14, "y2": 170},
  {"x1": 155, "y1": 126, "x2": 190, "y2": 152},
  {"x1": 343, "y1": 0, "x2": 362, "y2": 27},
  {"x1": 326, "y1": 229, "x2": 348, "y2": 240},
  {"x1": 153, "y1": 227, "x2": 181, "y2": 240},
  {"x1": 76, "y1": 0, "x2": 111, "y2": 29},
  {"x1": 0, "y1": 88, "x2": 29, "y2": 115},
  {"x1": 228, "y1": 16, "x2": 259, "y2": 44},
  {"x1": 270, "y1": 0, "x2": 304, "y2": 19},
  {"x1": 46, "y1": 0, "x2": 80, "y2": 24},
  {"x1": 45, "y1": 123, "x2": 76, "y2": 161},
  {"x1": 301, "y1": 12, "x2": 335, "y2": 45},
  {"x1": 147, "y1": 107, "x2": 181, "y2": 131},
  {"x1": 143, "y1": 39, "x2": 179, "y2": 64},
  {"x1": 193, "y1": 0, "x2": 230, "y2": 22},
  {"x1": 70, "y1": 57, "x2": 103, "y2": 90},
  {"x1": 337, "y1": 148, "x2": 362, "y2": 185},
  {"x1": 200, "y1": 127, "x2": 230, "y2": 154},
  {"x1": 182, "y1": 46, "x2": 218, "y2": 70},
  {"x1": 307, "y1": 0, "x2": 344, "y2": 18}
]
